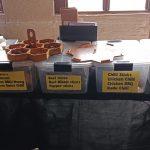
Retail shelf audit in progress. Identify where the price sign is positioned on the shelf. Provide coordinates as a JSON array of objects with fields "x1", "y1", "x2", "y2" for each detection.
[
  {"x1": 102, "y1": 71, "x2": 140, "y2": 93},
  {"x1": 0, "y1": 71, "x2": 27, "y2": 91},
  {"x1": 46, "y1": 75, "x2": 81, "y2": 90}
]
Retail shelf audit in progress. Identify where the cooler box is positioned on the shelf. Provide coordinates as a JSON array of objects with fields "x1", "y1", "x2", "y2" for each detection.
[
  {"x1": 96, "y1": 63, "x2": 149, "y2": 93},
  {"x1": 37, "y1": 62, "x2": 91, "y2": 94},
  {"x1": 0, "y1": 61, "x2": 36, "y2": 92}
]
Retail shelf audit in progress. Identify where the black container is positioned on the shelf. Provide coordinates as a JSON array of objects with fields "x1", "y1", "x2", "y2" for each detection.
[{"x1": 59, "y1": 25, "x2": 97, "y2": 42}]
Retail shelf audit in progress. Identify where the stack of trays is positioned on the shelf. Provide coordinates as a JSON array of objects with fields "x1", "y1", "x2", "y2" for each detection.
[{"x1": 4, "y1": 39, "x2": 63, "y2": 62}]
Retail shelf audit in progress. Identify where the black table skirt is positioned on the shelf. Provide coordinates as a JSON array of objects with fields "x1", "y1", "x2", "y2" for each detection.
[{"x1": 0, "y1": 98, "x2": 150, "y2": 150}]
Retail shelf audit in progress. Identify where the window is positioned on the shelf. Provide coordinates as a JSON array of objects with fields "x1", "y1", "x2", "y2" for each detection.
[
  {"x1": 110, "y1": 0, "x2": 146, "y2": 11},
  {"x1": 54, "y1": 0, "x2": 150, "y2": 13},
  {"x1": 68, "y1": 0, "x2": 103, "y2": 11},
  {"x1": 0, "y1": 0, "x2": 3, "y2": 13}
]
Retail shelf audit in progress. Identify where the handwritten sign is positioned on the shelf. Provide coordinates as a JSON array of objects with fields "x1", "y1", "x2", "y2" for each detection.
[
  {"x1": 46, "y1": 75, "x2": 81, "y2": 90},
  {"x1": 0, "y1": 71, "x2": 27, "y2": 91},
  {"x1": 102, "y1": 71, "x2": 140, "y2": 93}
]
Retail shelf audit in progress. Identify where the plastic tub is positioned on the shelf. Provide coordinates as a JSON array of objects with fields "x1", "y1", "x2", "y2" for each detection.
[
  {"x1": 7, "y1": 48, "x2": 30, "y2": 61},
  {"x1": 39, "y1": 39, "x2": 55, "y2": 44},
  {"x1": 37, "y1": 62, "x2": 91, "y2": 94},
  {"x1": 5, "y1": 44, "x2": 27, "y2": 53},
  {"x1": 0, "y1": 61, "x2": 36, "y2": 92},
  {"x1": 30, "y1": 48, "x2": 49, "y2": 62},
  {"x1": 44, "y1": 42, "x2": 63, "y2": 56},
  {"x1": 96, "y1": 63, "x2": 149, "y2": 93}
]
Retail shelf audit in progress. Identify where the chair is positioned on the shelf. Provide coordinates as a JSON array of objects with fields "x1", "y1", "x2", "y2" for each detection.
[{"x1": 60, "y1": 7, "x2": 78, "y2": 25}]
